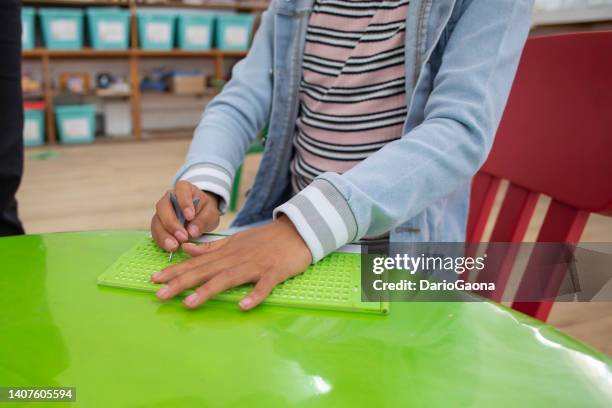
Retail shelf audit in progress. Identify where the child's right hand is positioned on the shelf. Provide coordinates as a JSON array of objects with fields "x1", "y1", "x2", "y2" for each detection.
[{"x1": 151, "y1": 181, "x2": 220, "y2": 252}]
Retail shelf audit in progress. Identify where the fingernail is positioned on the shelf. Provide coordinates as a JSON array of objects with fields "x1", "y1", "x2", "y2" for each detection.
[
  {"x1": 151, "y1": 272, "x2": 162, "y2": 281},
  {"x1": 175, "y1": 230, "x2": 188, "y2": 242},
  {"x1": 188, "y1": 224, "x2": 200, "y2": 238},
  {"x1": 164, "y1": 238, "x2": 177, "y2": 251},
  {"x1": 184, "y1": 207, "x2": 195, "y2": 221},
  {"x1": 239, "y1": 297, "x2": 253, "y2": 309},
  {"x1": 157, "y1": 286, "x2": 170, "y2": 299},
  {"x1": 184, "y1": 293, "x2": 199, "y2": 307}
]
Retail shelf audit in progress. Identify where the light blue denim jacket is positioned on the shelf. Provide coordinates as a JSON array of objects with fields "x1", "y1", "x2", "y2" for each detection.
[{"x1": 175, "y1": 0, "x2": 533, "y2": 262}]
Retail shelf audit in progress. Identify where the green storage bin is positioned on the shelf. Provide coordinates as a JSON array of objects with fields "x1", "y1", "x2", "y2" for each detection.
[
  {"x1": 39, "y1": 8, "x2": 84, "y2": 49},
  {"x1": 23, "y1": 103, "x2": 46, "y2": 147},
  {"x1": 21, "y1": 7, "x2": 36, "y2": 50},
  {"x1": 55, "y1": 105, "x2": 96, "y2": 144},
  {"x1": 86, "y1": 7, "x2": 130, "y2": 50},
  {"x1": 137, "y1": 10, "x2": 176, "y2": 50},
  {"x1": 177, "y1": 12, "x2": 214, "y2": 50},
  {"x1": 215, "y1": 13, "x2": 253, "y2": 51}
]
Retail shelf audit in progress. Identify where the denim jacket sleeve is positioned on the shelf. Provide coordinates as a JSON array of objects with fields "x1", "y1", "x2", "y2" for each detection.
[
  {"x1": 173, "y1": 4, "x2": 274, "y2": 212},
  {"x1": 274, "y1": 0, "x2": 533, "y2": 261}
]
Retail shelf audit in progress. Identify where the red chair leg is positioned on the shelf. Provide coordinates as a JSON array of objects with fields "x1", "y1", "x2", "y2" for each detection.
[
  {"x1": 467, "y1": 173, "x2": 501, "y2": 243},
  {"x1": 476, "y1": 184, "x2": 538, "y2": 301},
  {"x1": 512, "y1": 201, "x2": 589, "y2": 321}
]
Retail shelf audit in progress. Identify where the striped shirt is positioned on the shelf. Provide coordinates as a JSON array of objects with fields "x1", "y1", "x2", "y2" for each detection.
[{"x1": 290, "y1": 0, "x2": 409, "y2": 193}]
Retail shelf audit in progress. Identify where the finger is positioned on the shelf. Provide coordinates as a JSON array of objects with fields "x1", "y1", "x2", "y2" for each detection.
[
  {"x1": 175, "y1": 181, "x2": 197, "y2": 222},
  {"x1": 151, "y1": 215, "x2": 179, "y2": 252},
  {"x1": 187, "y1": 204, "x2": 220, "y2": 238},
  {"x1": 154, "y1": 242, "x2": 232, "y2": 284},
  {"x1": 156, "y1": 192, "x2": 188, "y2": 242},
  {"x1": 181, "y1": 238, "x2": 228, "y2": 257},
  {"x1": 239, "y1": 272, "x2": 279, "y2": 311},
  {"x1": 151, "y1": 259, "x2": 187, "y2": 283},
  {"x1": 151, "y1": 247, "x2": 230, "y2": 283},
  {"x1": 152, "y1": 252, "x2": 209, "y2": 283},
  {"x1": 156, "y1": 266, "x2": 212, "y2": 301},
  {"x1": 183, "y1": 266, "x2": 254, "y2": 309}
]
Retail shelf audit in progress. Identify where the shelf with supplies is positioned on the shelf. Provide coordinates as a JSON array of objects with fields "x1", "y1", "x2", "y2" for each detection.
[
  {"x1": 22, "y1": 0, "x2": 269, "y2": 13},
  {"x1": 21, "y1": 0, "x2": 262, "y2": 145},
  {"x1": 22, "y1": 48, "x2": 246, "y2": 59}
]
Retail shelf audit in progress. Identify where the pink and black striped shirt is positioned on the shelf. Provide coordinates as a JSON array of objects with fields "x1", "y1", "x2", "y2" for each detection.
[{"x1": 290, "y1": 0, "x2": 409, "y2": 193}]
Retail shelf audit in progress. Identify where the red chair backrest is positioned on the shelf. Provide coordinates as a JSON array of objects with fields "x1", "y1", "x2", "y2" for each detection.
[{"x1": 467, "y1": 32, "x2": 612, "y2": 321}]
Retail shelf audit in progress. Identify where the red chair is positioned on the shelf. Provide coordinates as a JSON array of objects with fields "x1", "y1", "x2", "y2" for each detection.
[{"x1": 467, "y1": 32, "x2": 612, "y2": 321}]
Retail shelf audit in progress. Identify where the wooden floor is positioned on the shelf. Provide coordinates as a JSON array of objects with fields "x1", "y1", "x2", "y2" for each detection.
[{"x1": 17, "y1": 138, "x2": 612, "y2": 356}]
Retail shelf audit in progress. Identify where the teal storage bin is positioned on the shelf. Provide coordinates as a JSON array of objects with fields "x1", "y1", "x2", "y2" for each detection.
[
  {"x1": 55, "y1": 105, "x2": 96, "y2": 144},
  {"x1": 21, "y1": 7, "x2": 36, "y2": 50},
  {"x1": 39, "y1": 8, "x2": 84, "y2": 49},
  {"x1": 137, "y1": 11, "x2": 176, "y2": 50},
  {"x1": 23, "y1": 105, "x2": 46, "y2": 147},
  {"x1": 215, "y1": 13, "x2": 253, "y2": 51},
  {"x1": 177, "y1": 12, "x2": 214, "y2": 50},
  {"x1": 86, "y1": 7, "x2": 130, "y2": 50}
]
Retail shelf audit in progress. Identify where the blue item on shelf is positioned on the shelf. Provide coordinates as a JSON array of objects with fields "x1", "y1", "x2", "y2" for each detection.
[
  {"x1": 215, "y1": 13, "x2": 253, "y2": 51},
  {"x1": 171, "y1": 69, "x2": 203, "y2": 76},
  {"x1": 140, "y1": 68, "x2": 172, "y2": 92},
  {"x1": 21, "y1": 7, "x2": 36, "y2": 50},
  {"x1": 137, "y1": 10, "x2": 176, "y2": 50},
  {"x1": 86, "y1": 7, "x2": 130, "y2": 50},
  {"x1": 96, "y1": 73, "x2": 114, "y2": 89},
  {"x1": 177, "y1": 12, "x2": 214, "y2": 50},
  {"x1": 55, "y1": 105, "x2": 96, "y2": 144},
  {"x1": 24, "y1": 103, "x2": 46, "y2": 147},
  {"x1": 140, "y1": 81, "x2": 167, "y2": 92},
  {"x1": 39, "y1": 8, "x2": 84, "y2": 49}
]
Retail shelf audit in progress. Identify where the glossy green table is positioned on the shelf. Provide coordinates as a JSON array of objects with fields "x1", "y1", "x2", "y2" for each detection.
[{"x1": 1, "y1": 231, "x2": 611, "y2": 407}]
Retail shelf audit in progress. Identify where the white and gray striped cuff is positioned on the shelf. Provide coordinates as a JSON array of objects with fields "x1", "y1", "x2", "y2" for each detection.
[
  {"x1": 178, "y1": 163, "x2": 232, "y2": 213},
  {"x1": 273, "y1": 179, "x2": 358, "y2": 263}
]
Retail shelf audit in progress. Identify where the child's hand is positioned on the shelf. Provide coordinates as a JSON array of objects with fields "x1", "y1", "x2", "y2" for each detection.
[
  {"x1": 151, "y1": 215, "x2": 312, "y2": 311},
  {"x1": 151, "y1": 181, "x2": 220, "y2": 252}
]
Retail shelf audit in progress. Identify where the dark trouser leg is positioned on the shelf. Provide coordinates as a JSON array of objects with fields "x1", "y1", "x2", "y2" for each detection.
[{"x1": 0, "y1": 0, "x2": 25, "y2": 236}]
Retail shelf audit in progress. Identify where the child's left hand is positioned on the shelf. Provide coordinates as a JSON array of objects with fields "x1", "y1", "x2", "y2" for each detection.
[{"x1": 151, "y1": 215, "x2": 312, "y2": 310}]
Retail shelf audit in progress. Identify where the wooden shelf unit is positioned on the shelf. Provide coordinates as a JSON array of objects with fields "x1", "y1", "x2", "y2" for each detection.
[
  {"x1": 23, "y1": 0, "x2": 131, "y2": 7},
  {"x1": 135, "y1": 1, "x2": 269, "y2": 12},
  {"x1": 22, "y1": 0, "x2": 259, "y2": 144},
  {"x1": 23, "y1": 0, "x2": 268, "y2": 12},
  {"x1": 22, "y1": 48, "x2": 246, "y2": 59}
]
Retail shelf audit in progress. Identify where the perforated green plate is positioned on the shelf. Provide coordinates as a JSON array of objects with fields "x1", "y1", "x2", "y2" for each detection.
[{"x1": 97, "y1": 237, "x2": 389, "y2": 314}]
